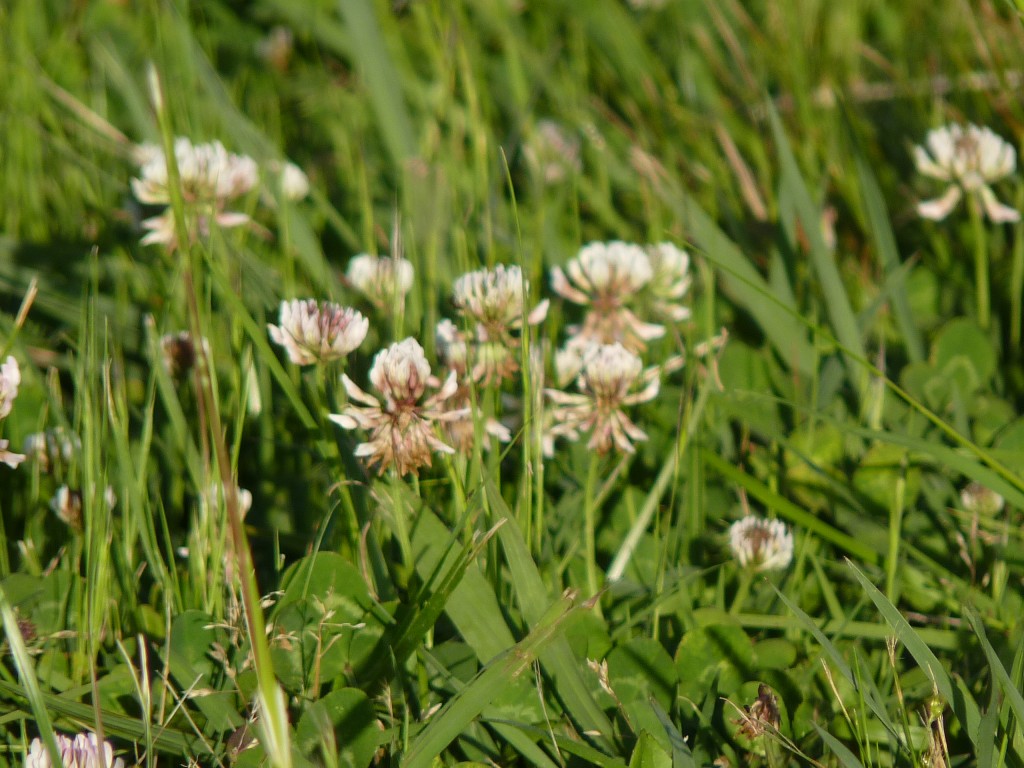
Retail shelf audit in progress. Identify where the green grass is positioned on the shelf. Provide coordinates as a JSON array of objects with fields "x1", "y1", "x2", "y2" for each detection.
[{"x1": 3, "y1": 0, "x2": 1024, "y2": 766}]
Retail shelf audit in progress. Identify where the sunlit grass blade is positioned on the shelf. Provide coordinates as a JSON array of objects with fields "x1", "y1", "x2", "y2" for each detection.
[
  {"x1": 843, "y1": 107, "x2": 924, "y2": 363},
  {"x1": 772, "y1": 586, "x2": 902, "y2": 744},
  {"x1": 485, "y1": 480, "x2": 617, "y2": 753},
  {"x1": 401, "y1": 589, "x2": 588, "y2": 768},
  {"x1": 670, "y1": 190, "x2": 818, "y2": 377},
  {"x1": 337, "y1": 0, "x2": 416, "y2": 166},
  {"x1": 768, "y1": 105, "x2": 867, "y2": 387},
  {"x1": 813, "y1": 722, "x2": 867, "y2": 768},
  {"x1": 846, "y1": 560, "x2": 982, "y2": 751},
  {"x1": 966, "y1": 608, "x2": 1024, "y2": 743},
  {"x1": 0, "y1": 585, "x2": 61, "y2": 767},
  {"x1": 410, "y1": 507, "x2": 515, "y2": 662}
]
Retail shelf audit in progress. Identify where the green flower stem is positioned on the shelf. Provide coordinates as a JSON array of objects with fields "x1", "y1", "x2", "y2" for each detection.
[
  {"x1": 730, "y1": 569, "x2": 754, "y2": 615},
  {"x1": 885, "y1": 465, "x2": 907, "y2": 602},
  {"x1": 583, "y1": 453, "x2": 603, "y2": 615},
  {"x1": 1010, "y1": 214, "x2": 1024, "y2": 348},
  {"x1": 389, "y1": 473, "x2": 414, "y2": 566},
  {"x1": 969, "y1": 202, "x2": 990, "y2": 329}
]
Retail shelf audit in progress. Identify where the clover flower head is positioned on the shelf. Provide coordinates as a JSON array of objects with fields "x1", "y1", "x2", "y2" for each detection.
[
  {"x1": 25, "y1": 733, "x2": 125, "y2": 768},
  {"x1": 523, "y1": 119, "x2": 581, "y2": 184},
  {"x1": 453, "y1": 264, "x2": 528, "y2": 331},
  {"x1": 1, "y1": 355, "x2": 20, "y2": 420},
  {"x1": 728, "y1": 516, "x2": 794, "y2": 572},
  {"x1": 913, "y1": 123, "x2": 1020, "y2": 223},
  {"x1": 346, "y1": 254, "x2": 415, "y2": 309},
  {"x1": 960, "y1": 481, "x2": 1004, "y2": 517},
  {"x1": 268, "y1": 299, "x2": 368, "y2": 366},
  {"x1": 278, "y1": 161, "x2": 310, "y2": 201},
  {"x1": 329, "y1": 338, "x2": 467, "y2": 476},
  {"x1": 544, "y1": 342, "x2": 660, "y2": 455},
  {"x1": 132, "y1": 137, "x2": 258, "y2": 207},
  {"x1": 452, "y1": 265, "x2": 548, "y2": 385},
  {"x1": 645, "y1": 242, "x2": 692, "y2": 322},
  {"x1": 551, "y1": 241, "x2": 665, "y2": 351}
]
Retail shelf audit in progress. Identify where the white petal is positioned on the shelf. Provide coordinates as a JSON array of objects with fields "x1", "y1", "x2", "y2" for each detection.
[
  {"x1": 979, "y1": 186, "x2": 1021, "y2": 223},
  {"x1": 916, "y1": 186, "x2": 962, "y2": 220}
]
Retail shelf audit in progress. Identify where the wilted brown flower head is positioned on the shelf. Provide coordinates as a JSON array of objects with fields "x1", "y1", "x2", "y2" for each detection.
[
  {"x1": 161, "y1": 331, "x2": 209, "y2": 378},
  {"x1": 544, "y1": 342, "x2": 660, "y2": 455},
  {"x1": 328, "y1": 338, "x2": 467, "y2": 476}
]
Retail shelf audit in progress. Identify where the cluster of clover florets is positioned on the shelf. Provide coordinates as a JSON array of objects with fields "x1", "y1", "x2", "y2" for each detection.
[{"x1": 258, "y1": 235, "x2": 723, "y2": 478}]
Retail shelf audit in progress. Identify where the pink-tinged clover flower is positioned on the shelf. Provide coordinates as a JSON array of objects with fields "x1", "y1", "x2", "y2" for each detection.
[
  {"x1": 728, "y1": 516, "x2": 794, "y2": 572},
  {"x1": 451, "y1": 264, "x2": 548, "y2": 385},
  {"x1": 268, "y1": 299, "x2": 368, "y2": 366},
  {"x1": 544, "y1": 342, "x2": 660, "y2": 455},
  {"x1": 346, "y1": 253, "x2": 415, "y2": 311},
  {"x1": 551, "y1": 241, "x2": 666, "y2": 352},
  {"x1": 329, "y1": 338, "x2": 467, "y2": 476},
  {"x1": 24, "y1": 733, "x2": 125, "y2": 768},
  {"x1": 913, "y1": 123, "x2": 1020, "y2": 223}
]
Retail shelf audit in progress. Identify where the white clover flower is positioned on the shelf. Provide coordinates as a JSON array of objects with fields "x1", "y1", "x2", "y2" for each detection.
[
  {"x1": 132, "y1": 137, "x2": 259, "y2": 207},
  {"x1": 451, "y1": 264, "x2": 548, "y2": 385},
  {"x1": 960, "y1": 482, "x2": 1004, "y2": 517},
  {"x1": 346, "y1": 254, "x2": 415, "y2": 310},
  {"x1": 645, "y1": 242, "x2": 692, "y2": 322},
  {"x1": 913, "y1": 123, "x2": 1020, "y2": 223},
  {"x1": 329, "y1": 339, "x2": 467, "y2": 476},
  {"x1": 544, "y1": 342, "x2": 660, "y2": 455},
  {"x1": 268, "y1": 299, "x2": 368, "y2": 366},
  {"x1": 728, "y1": 516, "x2": 794, "y2": 572},
  {"x1": 25, "y1": 733, "x2": 125, "y2": 768},
  {"x1": 265, "y1": 159, "x2": 309, "y2": 201},
  {"x1": 523, "y1": 119, "x2": 581, "y2": 185},
  {"x1": 1, "y1": 355, "x2": 20, "y2": 420},
  {"x1": 551, "y1": 241, "x2": 665, "y2": 352},
  {"x1": 131, "y1": 138, "x2": 258, "y2": 248}
]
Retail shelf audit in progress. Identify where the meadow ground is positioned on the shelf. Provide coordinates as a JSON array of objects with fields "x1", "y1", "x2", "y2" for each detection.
[{"x1": 2, "y1": 1, "x2": 1024, "y2": 766}]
